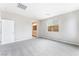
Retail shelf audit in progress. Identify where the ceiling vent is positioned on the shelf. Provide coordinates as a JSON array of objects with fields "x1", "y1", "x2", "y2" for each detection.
[{"x1": 17, "y1": 3, "x2": 27, "y2": 10}]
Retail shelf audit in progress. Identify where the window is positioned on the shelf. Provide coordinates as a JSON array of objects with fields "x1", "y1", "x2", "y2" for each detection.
[{"x1": 48, "y1": 25, "x2": 59, "y2": 32}]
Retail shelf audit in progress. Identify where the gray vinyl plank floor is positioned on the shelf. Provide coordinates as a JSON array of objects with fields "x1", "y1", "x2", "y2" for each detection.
[{"x1": 0, "y1": 38, "x2": 79, "y2": 56}]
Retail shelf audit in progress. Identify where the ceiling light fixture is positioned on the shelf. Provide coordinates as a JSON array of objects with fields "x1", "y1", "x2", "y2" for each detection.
[{"x1": 17, "y1": 3, "x2": 27, "y2": 10}]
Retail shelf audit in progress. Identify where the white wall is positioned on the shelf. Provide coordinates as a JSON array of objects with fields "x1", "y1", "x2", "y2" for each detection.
[
  {"x1": 38, "y1": 10, "x2": 79, "y2": 45},
  {"x1": 1, "y1": 11, "x2": 32, "y2": 42},
  {"x1": 0, "y1": 21, "x2": 1, "y2": 41},
  {"x1": 0, "y1": 12, "x2": 1, "y2": 41}
]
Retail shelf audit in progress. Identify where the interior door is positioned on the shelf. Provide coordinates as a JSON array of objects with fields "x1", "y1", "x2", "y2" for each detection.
[{"x1": 2, "y1": 20, "x2": 15, "y2": 44}]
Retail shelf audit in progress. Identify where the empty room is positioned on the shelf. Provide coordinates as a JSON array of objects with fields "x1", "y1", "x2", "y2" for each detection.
[{"x1": 0, "y1": 3, "x2": 79, "y2": 56}]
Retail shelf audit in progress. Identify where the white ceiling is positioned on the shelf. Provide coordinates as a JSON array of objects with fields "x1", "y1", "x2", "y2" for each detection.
[{"x1": 0, "y1": 3, "x2": 79, "y2": 20}]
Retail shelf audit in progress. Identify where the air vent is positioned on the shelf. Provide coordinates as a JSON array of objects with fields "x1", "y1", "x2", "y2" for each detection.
[{"x1": 17, "y1": 3, "x2": 27, "y2": 10}]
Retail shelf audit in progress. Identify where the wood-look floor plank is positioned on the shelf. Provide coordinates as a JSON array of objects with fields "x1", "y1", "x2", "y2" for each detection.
[{"x1": 0, "y1": 38, "x2": 79, "y2": 56}]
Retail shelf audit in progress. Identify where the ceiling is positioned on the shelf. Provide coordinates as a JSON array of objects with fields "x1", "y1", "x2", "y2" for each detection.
[{"x1": 0, "y1": 3, "x2": 79, "y2": 20}]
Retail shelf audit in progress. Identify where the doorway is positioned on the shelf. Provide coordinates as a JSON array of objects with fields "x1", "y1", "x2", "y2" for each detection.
[{"x1": 32, "y1": 22, "x2": 38, "y2": 38}]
